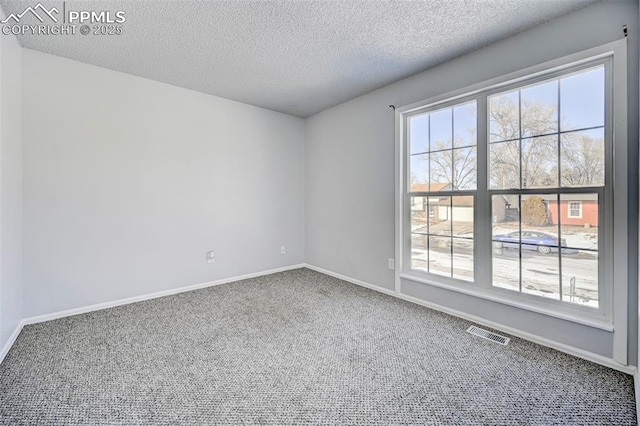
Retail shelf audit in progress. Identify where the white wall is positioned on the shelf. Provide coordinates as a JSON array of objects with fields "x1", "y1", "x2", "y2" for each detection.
[
  {"x1": 305, "y1": 1, "x2": 639, "y2": 362},
  {"x1": 0, "y1": 25, "x2": 22, "y2": 349},
  {"x1": 22, "y1": 50, "x2": 305, "y2": 317}
]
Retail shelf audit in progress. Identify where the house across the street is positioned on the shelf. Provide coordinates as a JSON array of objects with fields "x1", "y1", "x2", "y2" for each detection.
[{"x1": 545, "y1": 193, "x2": 599, "y2": 228}]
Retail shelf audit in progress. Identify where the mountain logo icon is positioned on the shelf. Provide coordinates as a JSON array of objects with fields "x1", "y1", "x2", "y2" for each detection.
[{"x1": 1, "y1": 3, "x2": 59, "y2": 24}]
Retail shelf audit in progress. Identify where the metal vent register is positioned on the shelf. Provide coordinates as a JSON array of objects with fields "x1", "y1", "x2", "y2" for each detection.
[{"x1": 466, "y1": 325, "x2": 510, "y2": 346}]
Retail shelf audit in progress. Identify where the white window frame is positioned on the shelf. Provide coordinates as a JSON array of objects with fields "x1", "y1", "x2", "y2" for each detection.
[
  {"x1": 395, "y1": 40, "x2": 628, "y2": 364},
  {"x1": 568, "y1": 201, "x2": 583, "y2": 219}
]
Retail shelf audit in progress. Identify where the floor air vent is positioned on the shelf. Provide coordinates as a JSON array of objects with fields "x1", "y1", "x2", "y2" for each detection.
[{"x1": 466, "y1": 325, "x2": 510, "y2": 346}]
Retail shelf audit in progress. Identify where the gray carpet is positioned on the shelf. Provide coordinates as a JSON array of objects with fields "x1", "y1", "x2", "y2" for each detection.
[{"x1": 0, "y1": 268, "x2": 635, "y2": 425}]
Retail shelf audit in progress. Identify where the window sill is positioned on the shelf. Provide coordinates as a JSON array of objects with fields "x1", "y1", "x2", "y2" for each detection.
[{"x1": 399, "y1": 273, "x2": 614, "y2": 332}]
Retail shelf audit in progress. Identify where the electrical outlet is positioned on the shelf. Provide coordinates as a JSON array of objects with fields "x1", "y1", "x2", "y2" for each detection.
[
  {"x1": 207, "y1": 251, "x2": 215, "y2": 263},
  {"x1": 388, "y1": 258, "x2": 395, "y2": 270},
  {"x1": 281, "y1": 246, "x2": 286, "y2": 255}
]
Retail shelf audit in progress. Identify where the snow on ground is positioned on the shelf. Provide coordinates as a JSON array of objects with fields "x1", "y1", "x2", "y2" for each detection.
[
  {"x1": 410, "y1": 227, "x2": 599, "y2": 308},
  {"x1": 412, "y1": 216, "x2": 599, "y2": 251}
]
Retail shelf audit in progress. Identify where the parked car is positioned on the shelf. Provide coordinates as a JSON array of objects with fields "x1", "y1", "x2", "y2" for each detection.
[{"x1": 492, "y1": 231, "x2": 568, "y2": 254}]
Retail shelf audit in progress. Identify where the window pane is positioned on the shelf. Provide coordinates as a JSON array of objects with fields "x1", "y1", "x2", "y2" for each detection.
[
  {"x1": 409, "y1": 113, "x2": 430, "y2": 154},
  {"x1": 521, "y1": 194, "x2": 557, "y2": 248},
  {"x1": 410, "y1": 196, "x2": 429, "y2": 233},
  {"x1": 492, "y1": 194, "x2": 520, "y2": 291},
  {"x1": 560, "y1": 128, "x2": 605, "y2": 187},
  {"x1": 411, "y1": 195, "x2": 430, "y2": 274},
  {"x1": 453, "y1": 101, "x2": 476, "y2": 148},
  {"x1": 489, "y1": 91, "x2": 519, "y2": 143},
  {"x1": 430, "y1": 108, "x2": 453, "y2": 150},
  {"x1": 430, "y1": 150, "x2": 452, "y2": 188},
  {"x1": 559, "y1": 193, "x2": 598, "y2": 307},
  {"x1": 492, "y1": 248, "x2": 520, "y2": 292},
  {"x1": 521, "y1": 80, "x2": 558, "y2": 137},
  {"x1": 490, "y1": 141, "x2": 519, "y2": 189},
  {"x1": 452, "y1": 238, "x2": 473, "y2": 282},
  {"x1": 409, "y1": 154, "x2": 429, "y2": 192},
  {"x1": 560, "y1": 66, "x2": 605, "y2": 132},
  {"x1": 410, "y1": 233, "x2": 428, "y2": 272},
  {"x1": 560, "y1": 194, "x2": 598, "y2": 250},
  {"x1": 429, "y1": 196, "x2": 451, "y2": 236},
  {"x1": 522, "y1": 249, "x2": 560, "y2": 300},
  {"x1": 453, "y1": 147, "x2": 477, "y2": 190},
  {"x1": 562, "y1": 251, "x2": 598, "y2": 308},
  {"x1": 429, "y1": 235, "x2": 451, "y2": 277},
  {"x1": 521, "y1": 135, "x2": 558, "y2": 188},
  {"x1": 519, "y1": 193, "x2": 561, "y2": 299},
  {"x1": 491, "y1": 194, "x2": 518, "y2": 226},
  {"x1": 452, "y1": 196, "x2": 474, "y2": 238}
]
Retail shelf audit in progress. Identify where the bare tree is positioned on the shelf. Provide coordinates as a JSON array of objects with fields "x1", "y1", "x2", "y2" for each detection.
[
  {"x1": 413, "y1": 94, "x2": 603, "y2": 192},
  {"x1": 560, "y1": 132, "x2": 604, "y2": 186},
  {"x1": 489, "y1": 96, "x2": 557, "y2": 141},
  {"x1": 429, "y1": 137, "x2": 476, "y2": 190},
  {"x1": 489, "y1": 94, "x2": 605, "y2": 189},
  {"x1": 489, "y1": 96, "x2": 558, "y2": 188}
]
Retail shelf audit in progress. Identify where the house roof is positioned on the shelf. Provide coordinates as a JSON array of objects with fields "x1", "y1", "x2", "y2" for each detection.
[
  {"x1": 540, "y1": 194, "x2": 598, "y2": 202},
  {"x1": 410, "y1": 183, "x2": 473, "y2": 206}
]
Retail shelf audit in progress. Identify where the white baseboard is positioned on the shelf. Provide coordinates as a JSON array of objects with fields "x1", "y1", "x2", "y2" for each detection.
[
  {"x1": 21, "y1": 264, "x2": 306, "y2": 326},
  {"x1": 0, "y1": 320, "x2": 25, "y2": 364},
  {"x1": 304, "y1": 263, "x2": 635, "y2": 376},
  {"x1": 304, "y1": 264, "x2": 397, "y2": 297}
]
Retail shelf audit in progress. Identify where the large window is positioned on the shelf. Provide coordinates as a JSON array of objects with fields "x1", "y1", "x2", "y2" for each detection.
[{"x1": 400, "y1": 52, "x2": 619, "y2": 321}]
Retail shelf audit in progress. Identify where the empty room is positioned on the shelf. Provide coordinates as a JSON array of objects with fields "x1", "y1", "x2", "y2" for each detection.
[{"x1": 0, "y1": 0, "x2": 638, "y2": 424}]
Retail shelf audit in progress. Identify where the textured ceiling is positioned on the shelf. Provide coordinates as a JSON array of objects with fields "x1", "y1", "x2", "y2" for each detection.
[{"x1": 1, "y1": 0, "x2": 597, "y2": 117}]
